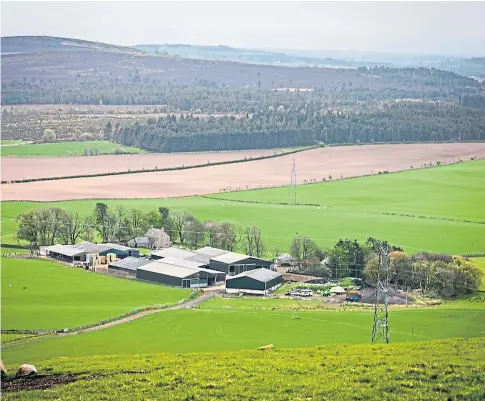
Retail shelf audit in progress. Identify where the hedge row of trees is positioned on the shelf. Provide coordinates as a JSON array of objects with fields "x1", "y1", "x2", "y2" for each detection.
[
  {"x1": 112, "y1": 102, "x2": 485, "y2": 152},
  {"x1": 15, "y1": 204, "x2": 266, "y2": 257},
  {"x1": 286, "y1": 236, "x2": 483, "y2": 298}
]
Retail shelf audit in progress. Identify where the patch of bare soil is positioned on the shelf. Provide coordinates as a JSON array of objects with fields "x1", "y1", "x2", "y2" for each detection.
[
  {"x1": 1, "y1": 374, "x2": 79, "y2": 392},
  {"x1": 1, "y1": 148, "x2": 286, "y2": 182},
  {"x1": 2, "y1": 143, "x2": 484, "y2": 201}
]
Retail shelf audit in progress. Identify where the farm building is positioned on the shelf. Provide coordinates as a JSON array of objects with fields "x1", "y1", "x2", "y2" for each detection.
[
  {"x1": 127, "y1": 237, "x2": 151, "y2": 249},
  {"x1": 207, "y1": 251, "x2": 272, "y2": 276},
  {"x1": 150, "y1": 247, "x2": 199, "y2": 261},
  {"x1": 127, "y1": 228, "x2": 172, "y2": 250},
  {"x1": 103, "y1": 243, "x2": 140, "y2": 258},
  {"x1": 136, "y1": 260, "x2": 225, "y2": 288},
  {"x1": 108, "y1": 257, "x2": 151, "y2": 275},
  {"x1": 275, "y1": 253, "x2": 297, "y2": 268},
  {"x1": 195, "y1": 246, "x2": 229, "y2": 258},
  {"x1": 45, "y1": 244, "x2": 88, "y2": 263},
  {"x1": 226, "y1": 268, "x2": 283, "y2": 295},
  {"x1": 45, "y1": 241, "x2": 138, "y2": 265}
]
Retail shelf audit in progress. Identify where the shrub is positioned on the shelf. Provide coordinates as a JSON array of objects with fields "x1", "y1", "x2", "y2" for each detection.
[{"x1": 42, "y1": 129, "x2": 56, "y2": 142}]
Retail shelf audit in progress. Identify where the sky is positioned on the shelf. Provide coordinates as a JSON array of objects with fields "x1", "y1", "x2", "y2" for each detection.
[{"x1": 1, "y1": 1, "x2": 485, "y2": 56}]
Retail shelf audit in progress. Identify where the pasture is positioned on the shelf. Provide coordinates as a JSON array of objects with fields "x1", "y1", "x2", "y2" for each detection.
[
  {"x1": 3, "y1": 338, "x2": 485, "y2": 401},
  {"x1": 0, "y1": 258, "x2": 190, "y2": 330},
  {"x1": 2, "y1": 161, "x2": 485, "y2": 254},
  {"x1": 0, "y1": 140, "x2": 143, "y2": 157},
  {"x1": 3, "y1": 307, "x2": 485, "y2": 365}
]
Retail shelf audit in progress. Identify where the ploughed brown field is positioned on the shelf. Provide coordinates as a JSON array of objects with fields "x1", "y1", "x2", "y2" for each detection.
[
  {"x1": 1, "y1": 148, "x2": 288, "y2": 182},
  {"x1": 2, "y1": 143, "x2": 484, "y2": 201}
]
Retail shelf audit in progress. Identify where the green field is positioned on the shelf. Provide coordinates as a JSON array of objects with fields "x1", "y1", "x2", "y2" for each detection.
[
  {"x1": 0, "y1": 140, "x2": 31, "y2": 146},
  {"x1": 211, "y1": 160, "x2": 485, "y2": 222},
  {"x1": 3, "y1": 338, "x2": 484, "y2": 401},
  {"x1": 3, "y1": 306, "x2": 485, "y2": 365},
  {"x1": 2, "y1": 161, "x2": 484, "y2": 255},
  {"x1": 0, "y1": 258, "x2": 190, "y2": 330},
  {"x1": 0, "y1": 140, "x2": 143, "y2": 156}
]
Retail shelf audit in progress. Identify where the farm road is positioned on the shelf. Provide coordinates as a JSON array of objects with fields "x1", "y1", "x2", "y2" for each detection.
[
  {"x1": 2, "y1": 293, "x2": 216, "y2": 350},
  {"x1": 59, "y1": 293, "x2": 215, "y2": 337}
]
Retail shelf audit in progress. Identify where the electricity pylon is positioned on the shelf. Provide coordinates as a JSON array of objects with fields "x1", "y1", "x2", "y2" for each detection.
[{"x1": 372, "y1": 242, "x2": 390, "y2": 344}]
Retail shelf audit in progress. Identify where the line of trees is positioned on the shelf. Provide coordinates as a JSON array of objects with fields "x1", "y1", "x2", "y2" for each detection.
[
  {"x1": 286, "y1": 236, "x2": 483, "y2": 298},
  {"x1": 111, "y1": 102, "x2": 485, "y2": 152},
  {"x1": 15, "y1": 204, "x2": 266, "y2": 257}
]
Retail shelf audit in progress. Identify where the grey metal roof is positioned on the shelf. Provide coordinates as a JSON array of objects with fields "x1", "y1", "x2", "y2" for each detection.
[
  {"x1": 158, "y1": 257, "x2": 206, "y2": 269},
  {"x1": 72, "y1": 241, "x2": 111, "y2": 254},
  {"x1": 103, "y1": 243, "x2": 137, "y2": 252},
  {"x1": 227, "y1": 268, "x2": 282, "y2": 283},
  {"x1": 158, "y1": 258, "x2": 224, "y2": 276},
  {"x1": 196, "y1": 246, "x2": 229, "y2": 258},
  {"x1": 211, "y1": 251, "x2": 256, "y2": 264},
  {"x1": 150, "y1": 247, "x2": 197, "y2": 260},
  {"x1": 108, "y1": 257, "x2": 151, "y2": 271},
  {"x1": 185, "y1": 253, "x2": 210, "y2": 264},
  {"x1": 276, "y1": 253, "x2": 296, "y2": 261},
  {"x1": 138, "y1": 261, "x2": 198, "y2": 279},
  {"x1": 45, "y1": 244, "x2": 86, "y2": 257},
  {"x1": 134, "y1": 237, "x2": 150, "y2": 244}
]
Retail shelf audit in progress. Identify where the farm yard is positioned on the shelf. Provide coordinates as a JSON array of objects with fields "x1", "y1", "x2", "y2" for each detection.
[
  {"x1": 0, "y1": 140, "x2": 143, "y2": 157},
  {"x1": 2, "y1": 143, "x2": 485, "y2": 200}
]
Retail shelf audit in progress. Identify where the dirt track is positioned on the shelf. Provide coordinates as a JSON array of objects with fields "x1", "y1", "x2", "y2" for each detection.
[
  {"x1": 2, "y1": 143, "x2": 484, "y2": 201},
  {"x1": 1, "y1": 148, "x2": 286, "y2": 182}
]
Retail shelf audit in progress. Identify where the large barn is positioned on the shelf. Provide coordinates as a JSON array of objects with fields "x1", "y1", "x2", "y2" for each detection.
[
  {"x1": 136, "y1": 259, "x2": 225, "y2": 288},
  {"x1": 226, "y1": 268, "x2": 283, "y2": 295},
  {"x1": 206, "y1": 251, "x2": 272, "y2": 276},
  {"x1": 108, "y1": 257, "x2": 151, "y2": 275}
]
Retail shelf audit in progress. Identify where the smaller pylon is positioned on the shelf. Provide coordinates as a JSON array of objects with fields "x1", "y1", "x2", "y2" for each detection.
[{"x1": 372, "y1": 242, "x2": 390, "y2": 344}]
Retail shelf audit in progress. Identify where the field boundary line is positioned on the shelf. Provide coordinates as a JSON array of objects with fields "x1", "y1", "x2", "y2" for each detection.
[
  {"x1": 1, "y1": 146, "x2": 318, "y2": 184},
  {"x1": 1, "y1": 293, "x2": 214, "y2": 350},
  {"x1": 201, "y1": 195, "x2": 485, "y2": 226}
]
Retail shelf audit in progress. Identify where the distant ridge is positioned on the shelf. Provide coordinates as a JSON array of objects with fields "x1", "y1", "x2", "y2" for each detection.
[{"x1": 1, "y1": 35, "x2": 144, "y2": 55}]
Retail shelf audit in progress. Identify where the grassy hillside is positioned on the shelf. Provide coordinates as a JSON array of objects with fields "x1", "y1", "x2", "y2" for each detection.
[
  {"x1": 3, "y1": 337, "x2": 485, "y2": 401},
  {"x1": 1, "y1": 141, "x2": 143, "y2": 157},
  {"x1": 3, "y1": 306, "x2": 485, "y2": 364},
  {"x1": 2, "y1": 162, "x2": 484, "y2": 254},
  {"x1": 1, "y1": 258, "x2": 190, "y2": 330}
]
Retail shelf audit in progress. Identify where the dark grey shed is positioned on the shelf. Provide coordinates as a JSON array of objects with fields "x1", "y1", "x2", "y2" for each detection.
[
  {"x1": 108, "y1": 257, "x2": 151, "y2": 275},
  {"x1": 208, "y1": 251, "x2": 272, "y2": 275},
  {"x1": 226, "y1": 268, "x2": 283, "y2": 294}
]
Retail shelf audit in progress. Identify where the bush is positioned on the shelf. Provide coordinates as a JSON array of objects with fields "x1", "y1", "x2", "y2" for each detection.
[
  {"x1": 115, "y1": 146, "x2": 127, "y2": 154},
  {"x1": 42, "y1": 129, "x2": 56, "y2": 142}
]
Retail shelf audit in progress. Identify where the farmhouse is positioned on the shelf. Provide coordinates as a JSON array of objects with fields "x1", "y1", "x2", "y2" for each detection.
[
  {"x1": 330, "y1": 286, "x2": 346, "y2": 295},
  {"x1": 108, "y1": 256, "x2": 151, "y2": 275},
  {"x1": 226, "y1": 268, "x2": 283, "y2": 295},
  {"x1": 136, "y1": 260, "x2": 225, "y2": 288},
  {"x1": 127, "y1": 228, "x2": 172, "y2": 250}
]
